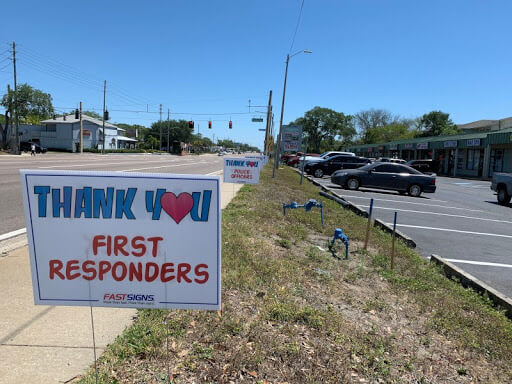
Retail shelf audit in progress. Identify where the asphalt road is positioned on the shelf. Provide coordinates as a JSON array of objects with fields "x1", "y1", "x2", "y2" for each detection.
[
  {"x1": 0, "y1": 152, "x2": 225, "y2": 235},
  {"x1": 311, "y1": 173, "x2": 512, "y2": 298}
]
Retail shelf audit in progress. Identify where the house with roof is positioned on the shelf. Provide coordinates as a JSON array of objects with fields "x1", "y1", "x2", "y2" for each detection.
[
  {"x1": 19, "y1": 114, "x2": 137, "y2": 152},
  {"x1": 457, "y1": 117, "x2": 512, "y2": 133}
]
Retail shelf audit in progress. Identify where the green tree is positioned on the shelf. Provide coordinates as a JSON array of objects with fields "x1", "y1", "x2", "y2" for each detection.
[
  {"x1": 1, "y1": 83, "x2": 54, "y2": 124},
  {"x1": 147, "y1": 119, "x2": 194, "y2": 150},
  {"x1": 290, "y1": 106, "x2": 355, "y2": 153},
  {"x1": 418, "y1": 111, "x2": 460, "y2": 137}
]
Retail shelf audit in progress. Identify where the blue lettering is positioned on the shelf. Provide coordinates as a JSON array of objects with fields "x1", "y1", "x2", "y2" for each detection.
[
  {"x1": 74, "y1": 187, "x2": 92, "y2": 218},
  {"x1": 52, "y1": 187, "x2": 72, "y2": 218},
  {"x1": 145, "y1": 189, "x2": 166, "y2": 220},
  {"x1": 190, "y1": 190, "x2": 212, "y2": 222},
  {"x1": 93, "y1": 188, "x2": 114, "y2": 219},
  {"x1": 34, "y1": 186, "x2": 50, "y2": 217},
  {"x1": 115, "y1": 188, "x2": 136, "y2": 219}
]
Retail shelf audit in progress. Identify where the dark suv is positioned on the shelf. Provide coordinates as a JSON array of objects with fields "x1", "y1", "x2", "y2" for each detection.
[
  {"x1": 20, "y1": 141, "x2": 47, "y2": 153},
  {"x1": 305, "y1": 155, "x2": 371, "y2": 178},
  {"x1": 407, "y1": 159, "x2": 439, "y2": 174}
]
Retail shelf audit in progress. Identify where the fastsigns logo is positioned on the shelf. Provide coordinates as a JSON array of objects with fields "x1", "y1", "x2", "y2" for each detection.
[{"x1": 103, "y1": 293, "x2": 155, "y2": 302}]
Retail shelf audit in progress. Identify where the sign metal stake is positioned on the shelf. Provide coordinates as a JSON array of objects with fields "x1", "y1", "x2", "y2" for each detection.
[
  {"x1": 89, "y1": 306, "x2": 99, "y2": 384},
  {"x1": 391, "y1": 211, "x2": 397, "y2": 270},
  {"x1": 165, "y1": 313, "x2": 171, "y2": 382},
  {"x1": 364, "y1": 198, "x2": 374, "y2": 250}
]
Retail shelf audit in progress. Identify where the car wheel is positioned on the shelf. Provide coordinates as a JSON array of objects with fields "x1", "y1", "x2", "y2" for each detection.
[
  {"x1": 408, "y1": 184, "x2": 422, "y2": 197},
  {"x1": 346, "y1": 177, "x2": 360, "y2": 190},
  {"x1": 497, "y1": 186, "x2": 511, "y2": 206},
  {"x1": 293, "y1": 162, "x2": 299, "y2": 168},
  {"x1": 314, "y1": 169, "x2": 324, "y2": 178}
]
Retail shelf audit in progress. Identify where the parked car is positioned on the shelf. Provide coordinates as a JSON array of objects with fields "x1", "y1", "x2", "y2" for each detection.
[
  {"x1": 301, "y1": 151, "x2": 355, "y2": 164},
  {"x1": 281, "y1": 153, "x2": 302, "y2": 163},
  {"x1": 304, "y1": 155, "x2": 371, "y2": 178},
  {"x1": 287, "y1": 153, "x2": 320, "y2": 168},
  {"x1": 20, "y1": 141, "x2": 47, "y2": 153},
  {"x1": 407, "y1": 159, "x2": 439, "y2": 174},
  {"x1": 491, "y1": 172, "x2": 512, "y2": 206},
  {"x1": 375, "y1": 157, "x2": 406, "y2": 164},
  {"x1": 331, "y1": 162, "x2": 436, "y2": 197}
]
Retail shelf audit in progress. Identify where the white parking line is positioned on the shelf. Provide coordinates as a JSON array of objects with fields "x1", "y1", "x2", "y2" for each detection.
[
  {"x1": 340, "y1": 195, "x2": 483, "y2": 212},
  {"x1": 388, "y1": 224, "x2": 512, "y2": 239},
  {"x1": 321, "y1": 184, "x2": 449, "y2": 203},
  {"x1": 358, "y1": 205, "x2": 511, "y2": 224},
  {"x1": 444, "y1": 259, "x2": 512, "y2": 269}
]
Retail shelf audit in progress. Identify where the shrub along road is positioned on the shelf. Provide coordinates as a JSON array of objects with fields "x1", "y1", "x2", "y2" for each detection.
[{"x1": 79, "y1": 165, "x2": 512, "y2": 383}]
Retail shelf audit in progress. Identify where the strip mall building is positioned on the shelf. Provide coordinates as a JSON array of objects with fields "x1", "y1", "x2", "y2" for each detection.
[{"x1": 345, "y1": 118, "x2": 512, "y2": 179}]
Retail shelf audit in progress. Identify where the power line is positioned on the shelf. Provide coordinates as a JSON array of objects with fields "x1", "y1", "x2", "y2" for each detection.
[
  {"x1": 19, "y1": 47, "x2": 154, "y2": 106},
  {"x1": 289, "y1": 0, "x2": 305, "y2": 53}
]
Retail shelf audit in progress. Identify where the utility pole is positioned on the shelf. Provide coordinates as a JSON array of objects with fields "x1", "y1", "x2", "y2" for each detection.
[
  {"x1": 264, "y1": 90, "x2": 272, "y2": 156},
  {"x1": 79, "y1": 101, "x2": 83, "y2": 153},
  {"x1": 102, "y1": 80, "x2": 107, "y2": 154},
  {"x1": 167, "y1": 108, "x2": 170, "y2": 153},
  {"x1": 159, "y1": 104, "x2": 163, "y2": 151},
  {"x1": 12, "y1": 42, "x2": 19, "y2": 155}
]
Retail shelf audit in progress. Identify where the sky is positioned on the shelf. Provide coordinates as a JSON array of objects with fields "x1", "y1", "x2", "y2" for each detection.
[{"x1": 1, "y1": 0, "x2": 512, "y2": 149}]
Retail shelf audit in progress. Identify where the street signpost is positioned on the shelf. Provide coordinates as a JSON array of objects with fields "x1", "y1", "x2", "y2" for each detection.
[{"x1": 280, "y1": 125, "x2": 303, "y2": 152}]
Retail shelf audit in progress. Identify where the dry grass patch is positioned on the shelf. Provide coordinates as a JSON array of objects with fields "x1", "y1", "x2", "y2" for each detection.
[{"x1": 78, "y1": 164, "x2": 512, "y2": 384}]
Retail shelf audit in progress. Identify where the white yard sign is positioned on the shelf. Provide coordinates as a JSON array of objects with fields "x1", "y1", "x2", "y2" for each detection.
[
  {"x1": 223, "y1": 157, "x2": 260, "y2": 184},
  {"x1": 20, "y1": 170, "x2": 221, "y2": 310}
]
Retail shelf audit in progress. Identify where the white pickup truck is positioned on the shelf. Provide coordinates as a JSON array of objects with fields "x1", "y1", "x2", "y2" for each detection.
[{"x1": 491, "y1": 172, "x2": 512, "y2": 206}]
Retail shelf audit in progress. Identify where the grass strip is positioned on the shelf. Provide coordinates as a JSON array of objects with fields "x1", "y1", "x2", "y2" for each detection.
[{"x1": 79, "y1": 164, "x2": 512, "y2": 383}]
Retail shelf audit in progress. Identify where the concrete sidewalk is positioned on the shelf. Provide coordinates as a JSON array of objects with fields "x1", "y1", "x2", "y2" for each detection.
[{"x1": 0, "y1": 178, "x2": 243, "y2": 383}]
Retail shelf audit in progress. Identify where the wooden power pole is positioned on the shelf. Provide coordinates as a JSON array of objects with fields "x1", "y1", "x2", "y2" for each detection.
[
  {"x1": 264, "y1": 90, "x2": 272, "y2": 156},
  {"x1": 80, "y1": 101, "x2": 83, "y2": 153},
  {"x1": 12, "y1": 42, "x2": 19, "y2": 154}
]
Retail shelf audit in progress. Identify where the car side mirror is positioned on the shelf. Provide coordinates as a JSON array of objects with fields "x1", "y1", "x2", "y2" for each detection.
[{"x1": 368, "y1": 169, "x2": 373, "y2": 174}]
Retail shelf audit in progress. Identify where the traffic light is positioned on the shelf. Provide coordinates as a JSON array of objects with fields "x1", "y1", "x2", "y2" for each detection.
[
  {"x1": 104, "y1": 110, "x2": 110, "y2": 121},
  {"x1": 208, "y1": 121, "x2": 212, "y2": 129},
  {"x1": 74, "y1": 109, "x2": 79, "y2": 119},
  {"x1": 229, "y1": 120, "x2": 232, "y2": 129},
  {"x1": 188, "y1": 121, "x2": 194, "y2": 129}
]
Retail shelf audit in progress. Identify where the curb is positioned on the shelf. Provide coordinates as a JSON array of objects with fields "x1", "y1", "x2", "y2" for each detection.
[
  {"x1": 299, "y1": 171, "x2": 416, "y2": 248},
  {"x1": 0, "y1": 228, "x2": 26, "y2": 242},
  {"x1": 430, "y1": 254, "x2": 512, "y2": 319}
]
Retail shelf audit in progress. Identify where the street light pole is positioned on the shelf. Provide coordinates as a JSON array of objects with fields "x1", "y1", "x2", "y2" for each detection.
[
  {"x1": 273, "y1": 50, "x2": 311, "y2": 178},
  {"x1": 273, "y1": 54, "x2": 289, "y2": 178}
]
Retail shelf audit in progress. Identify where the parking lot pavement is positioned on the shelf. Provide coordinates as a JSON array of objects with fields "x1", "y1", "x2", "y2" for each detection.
[{"x1": 310, "y1": 174, "x2": 512, "y2": 298}]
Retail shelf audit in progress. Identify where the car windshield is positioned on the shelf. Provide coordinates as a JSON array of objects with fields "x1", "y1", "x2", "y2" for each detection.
[{"x1": 318, "y1": 152, "x2": 330, "y2": 158}]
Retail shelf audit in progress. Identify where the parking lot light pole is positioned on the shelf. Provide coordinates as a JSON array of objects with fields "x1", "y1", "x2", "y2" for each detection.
[{"x1": 273, "y1": 49, "x2": 312, "y2": 178}]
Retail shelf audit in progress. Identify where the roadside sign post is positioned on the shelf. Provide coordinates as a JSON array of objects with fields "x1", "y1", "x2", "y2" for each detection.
[
  {"x1": 300, "y1": 137, "x2": 307, "y2": 185},
  {"x1": 364, "y1": 198, "x2": 374, "y2": 250},
  {"x1": 391, "y1": 211, "x2": 397, "y2": 270}
]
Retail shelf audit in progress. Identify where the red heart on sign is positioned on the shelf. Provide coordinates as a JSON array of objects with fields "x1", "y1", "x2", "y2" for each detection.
[
  {"x1": 249, "y1": 162, "x2": 255, "y2": 167},
  {"x1": 160, "y1": 192, "x2": 194, "y2": 224}
]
